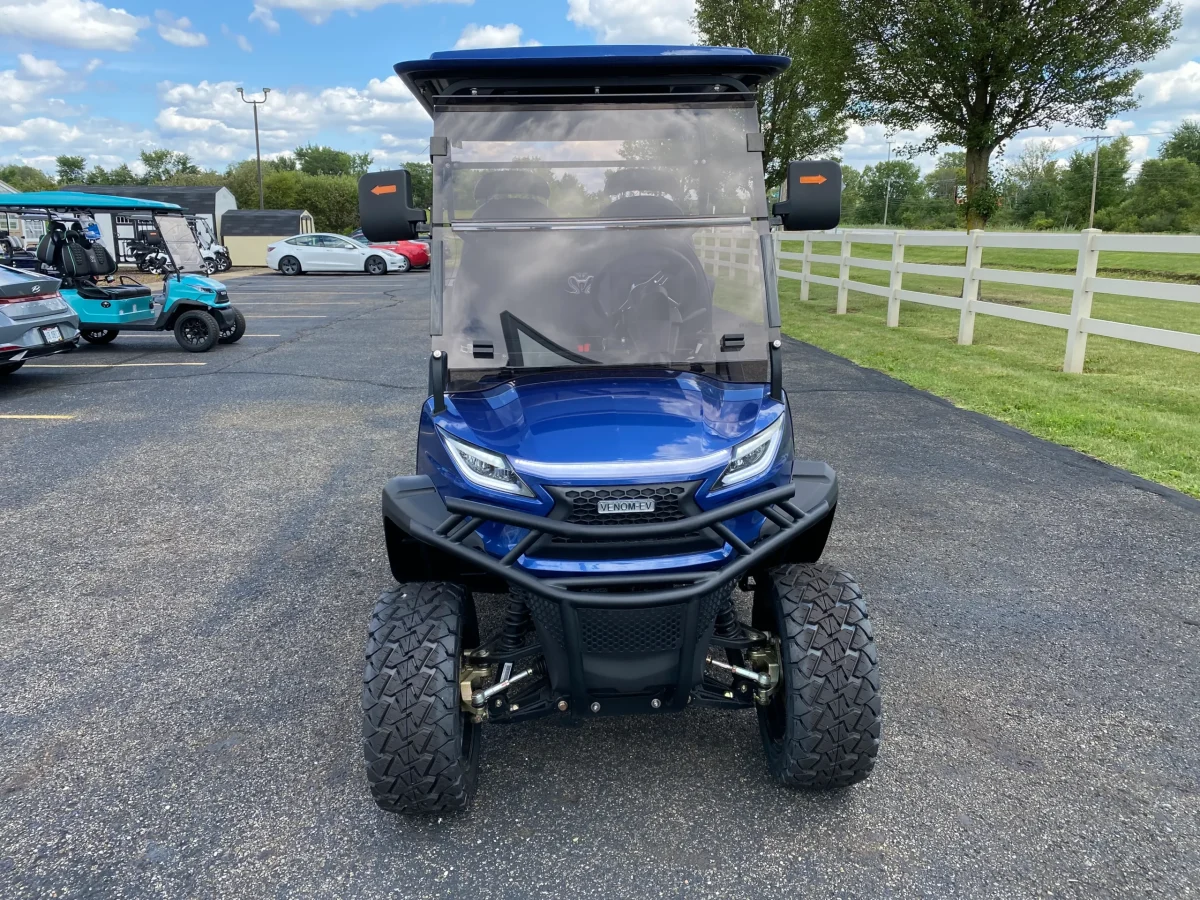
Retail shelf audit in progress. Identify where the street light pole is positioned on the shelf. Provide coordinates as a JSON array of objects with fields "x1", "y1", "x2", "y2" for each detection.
[{"x1": 237, "y1": 87, "x2": 271, "y2": 210}]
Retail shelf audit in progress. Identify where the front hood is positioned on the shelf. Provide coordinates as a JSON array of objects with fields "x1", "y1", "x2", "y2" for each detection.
[
  {"x1": 442, "y1": 369, "x2": 782, "y2": 472},
  {"x1": 177, "y1": 273, "x2": 226, "y2": 292}
]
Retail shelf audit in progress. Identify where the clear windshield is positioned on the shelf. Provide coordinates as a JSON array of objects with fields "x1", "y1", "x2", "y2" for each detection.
[
  {"x1": 433, "y1": 105, "x2": 768, "y2": 223},
  {"x1": 155, "y1": 215, "x2": 204, "y2": 273},
  {"x1": 433, "y1": 104, "x2": 772, "y2": 379},
  {"x1": 438, "y1": 222, "x2": 769, "y2": 378}
]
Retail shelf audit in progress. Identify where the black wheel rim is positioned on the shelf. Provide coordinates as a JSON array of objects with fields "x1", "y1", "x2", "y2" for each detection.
[{"x1": 181, "y1": 318, "x2": 209, "y2": 345}]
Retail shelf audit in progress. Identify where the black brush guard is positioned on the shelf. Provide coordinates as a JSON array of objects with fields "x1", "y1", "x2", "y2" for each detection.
[{"x1": 382, "y1": 461, "x2": 837, "y2": 716}]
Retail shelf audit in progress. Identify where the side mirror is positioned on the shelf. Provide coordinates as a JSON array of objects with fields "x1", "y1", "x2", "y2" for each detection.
[
  {"x1": 358, "y1": 169, "x2": 427, "y2": 241},
  {"x1": 773, "y1": 160, "x2": 841, "y2": 232}
]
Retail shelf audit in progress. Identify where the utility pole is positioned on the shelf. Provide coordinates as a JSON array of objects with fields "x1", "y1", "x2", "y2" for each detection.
[
  {"x1": 237, "y1": 87, "x2": 271, "y2": 209},
  {"x1": 1088, "y1": 136, "x2": 1102, "y2": 230},
  {"x1": 882, "y1": 139, "x2": 895, "y2": 226}
]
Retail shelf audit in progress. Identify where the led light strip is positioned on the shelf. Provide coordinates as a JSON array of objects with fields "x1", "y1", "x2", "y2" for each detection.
[{"x1": 511, "y1": 449, "x2": 731, "y2": 480}]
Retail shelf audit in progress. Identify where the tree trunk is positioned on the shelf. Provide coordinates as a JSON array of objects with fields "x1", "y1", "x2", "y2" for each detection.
[{"x1": 964, "y1": 146, "x2": 991, "y2": 230}]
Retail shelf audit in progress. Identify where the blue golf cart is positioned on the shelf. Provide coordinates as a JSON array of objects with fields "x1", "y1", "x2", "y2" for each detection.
[
  {"x1": 0, "y1": 192, "x2": 245, "y2": 352},
  {"x1": 356, "y1": 46, "x2": 879, "y2": 814}
]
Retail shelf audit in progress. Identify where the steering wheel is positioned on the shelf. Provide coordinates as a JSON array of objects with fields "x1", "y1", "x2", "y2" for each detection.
[{"x1": 592, "y1": 245, "x2": 708, "y2": 358}]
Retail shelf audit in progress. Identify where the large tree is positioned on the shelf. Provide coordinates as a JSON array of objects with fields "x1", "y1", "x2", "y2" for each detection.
[
  {"x1": 839, "y1": 0, "x2": 1179, "y2": 228},
  {"x1": 694, "y1": 0, "x2": 852, "y2": 190},
  {"x1": 295, "y1": 144, "x2": 372, "y2": 178},
  {"x1": 1158, "y1": 120, "x2": 1200, "y2": 166}
]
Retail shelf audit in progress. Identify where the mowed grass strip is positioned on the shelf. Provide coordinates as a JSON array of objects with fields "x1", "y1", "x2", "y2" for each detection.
[{"x1": 778, "y1": 240, "x2": 1200, "y2": 498}]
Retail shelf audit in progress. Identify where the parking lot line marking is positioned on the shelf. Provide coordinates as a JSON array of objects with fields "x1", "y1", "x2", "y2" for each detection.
[
  {"x1": 26, "y1": 362, "x2": 207, "y2": 368},
  {"x1": 115, "y1": 333, "x2": 282, "y2": 338},
  {"x1": 249, "y1": 315, "x2": 328, "y2": 318},
  {"x1": 0, "y1": 414, "x2": 76, "y2": 420}
]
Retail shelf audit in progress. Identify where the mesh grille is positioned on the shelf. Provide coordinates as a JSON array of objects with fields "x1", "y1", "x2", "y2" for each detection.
[
  {"x1": 521, "y1": 580, "x2": 734, "y2": 655},
  {"x1": 562, "y1": 484, "x2": 688, "y2": 526},
  {"x1": 578, "y1": 605, "x2": 683, "y2": 654}
]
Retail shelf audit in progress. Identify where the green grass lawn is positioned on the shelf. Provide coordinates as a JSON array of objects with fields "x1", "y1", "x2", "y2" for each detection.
[{"x1": 777, "y1": 241, "x2": 1200, "y2": 498}]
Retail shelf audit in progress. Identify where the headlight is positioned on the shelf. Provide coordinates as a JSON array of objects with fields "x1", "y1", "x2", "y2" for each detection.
[
  {"x1": 713, "y1": 415, "x2": 786, "y2": 491},
  {"x1": 439, "y1": 428, "x2": 534, "y2": 497}
]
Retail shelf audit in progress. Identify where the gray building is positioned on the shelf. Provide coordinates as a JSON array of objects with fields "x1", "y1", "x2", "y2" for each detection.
[{"x1": 66, "y1": 185, "x2": 238, "y2": 260}]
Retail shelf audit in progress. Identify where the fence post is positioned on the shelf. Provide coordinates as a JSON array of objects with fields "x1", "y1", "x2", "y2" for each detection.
[
  {"x1": 1064, "y1": 228, "x2": 1100, "y2": 373},
  {"x1": 836, "y1": 231, "x2": 851, "y2": 314},
  {"x1": 957, "y1": 229, "x2": 984, "y2": 345},
  {"x1": 886, "y1": 230, "x2": 904, "y2": 327},
  {"x1": 800, "y1": 233, "x2": 812, "y2": 303}
]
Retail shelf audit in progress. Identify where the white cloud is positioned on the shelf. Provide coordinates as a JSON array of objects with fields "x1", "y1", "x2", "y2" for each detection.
[
  {"x1": 248, "y1": 0, "x2": 471, "y2": 28},
  {"x1": 567, "y1": 0, "x2": 695, "y2": 43},
  {"x1": 153, "y1": 78, "x2": 427, "y2": 161},
  {"x1": 17, "y1": 54, "x2": 67, "y2": 80},
  {"x1": 453, "y1": 23, "x2": 539, "y2": 50},
  {"x1": 0, "y1": 0, "x2": 149, "y2": 51},
  {"x1": 221, "y1": 24, "x2": 254, "y2": 52},
  {"x1": 1, "y1": 54, "x2": 75, "y2": 118},
  {"x1": 249, "y1": 3, "x2": 279, "y2": 33},
  {"x1": 1136, "y1": 60, "x2": 1200, "y2": 109},
  {"x1": 156, "y1": 10, "x2": 208, "y2": 47}
]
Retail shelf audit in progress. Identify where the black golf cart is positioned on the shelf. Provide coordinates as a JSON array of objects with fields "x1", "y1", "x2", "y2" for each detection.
[{"x1": 358, "y1": 45, "x2": 879, "y2": 813}]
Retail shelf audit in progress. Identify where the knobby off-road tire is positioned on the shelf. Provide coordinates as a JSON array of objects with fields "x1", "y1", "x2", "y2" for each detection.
[
  {"x1": 361, "y1": 582, "x2": 481, "y2": 814},
  {"x1": 754, "y1": 563, "x2": 881, "y2": 788}
]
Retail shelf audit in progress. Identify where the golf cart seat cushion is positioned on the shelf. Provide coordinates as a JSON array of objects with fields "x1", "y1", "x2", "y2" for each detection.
[
  {"x1": 36, "y1": 227, "x2": 65, "y2": 267},
  {"x1": 74, "y1": 282, "x2": 152, "y2": 301},
  {"x1": 86, "y1": 242, "x2": 118, "y2": 277},
  {"x1": 474, "y1": 170, "x2": 552, "y2": 203}
]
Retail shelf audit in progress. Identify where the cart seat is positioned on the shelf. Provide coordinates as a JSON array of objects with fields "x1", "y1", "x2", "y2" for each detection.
[
  {"x1": 61, "y1": 230, "x2": 153, "y2": 301},
  {"x1": 72, "y1": 282, "x2": 152, "y2": 301}
]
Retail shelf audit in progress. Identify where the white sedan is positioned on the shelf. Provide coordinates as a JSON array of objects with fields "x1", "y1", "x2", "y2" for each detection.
[{"x1": 266, "y1": 233, "x2": 407, "y2": 276}]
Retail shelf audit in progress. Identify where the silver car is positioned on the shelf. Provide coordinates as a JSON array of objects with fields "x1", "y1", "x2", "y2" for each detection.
[{"x1": 1, "y1": 265, "x2": 80, "y2": 376}]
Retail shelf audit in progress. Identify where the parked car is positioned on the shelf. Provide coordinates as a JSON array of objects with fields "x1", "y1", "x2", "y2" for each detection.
[
  {"x1": 350, "y1": 234, "x2": 429, "y2": 271},
  {"x1": 0, "y1": 264, "x2": 80, "y2": 375},
  {"x1": 266, "y1": 233, "x2": 409, "y2": 276}
]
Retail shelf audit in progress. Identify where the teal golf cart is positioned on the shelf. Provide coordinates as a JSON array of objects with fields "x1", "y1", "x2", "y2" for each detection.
[{"x1": 0, "y1": 191, "x2": 245, "y2": 352}]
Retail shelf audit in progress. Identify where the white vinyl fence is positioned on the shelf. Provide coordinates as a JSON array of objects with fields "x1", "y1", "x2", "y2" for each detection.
[{"x1": 772, "y1": 228, "x2": 1200, "y2": 373}]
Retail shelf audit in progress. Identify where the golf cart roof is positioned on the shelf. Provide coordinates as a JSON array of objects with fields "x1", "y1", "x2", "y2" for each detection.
[
  {"x1": 395, "y1": 45, "x2": 791, "y2": 114},
  {"x1": 0, "y1": 191, "x2": 184, "y2": 212}
]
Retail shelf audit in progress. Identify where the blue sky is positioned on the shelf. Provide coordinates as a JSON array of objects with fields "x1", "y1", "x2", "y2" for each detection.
[{"x1": 1, "y1": 0, "x2": 1198, "y2": 178}]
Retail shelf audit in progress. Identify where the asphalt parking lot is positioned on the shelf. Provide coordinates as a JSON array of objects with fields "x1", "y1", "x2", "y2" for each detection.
[{"x1": 2, "y1": 270, "x2": 1198, "y2": 899}]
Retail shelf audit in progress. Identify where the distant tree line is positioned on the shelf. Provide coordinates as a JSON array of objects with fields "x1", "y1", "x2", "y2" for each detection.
[
  {"x1": 0, "y1": 146, "x2": 432, "y2": 235},
  {"x1": 840, "y1": 122, "x2": 1200, "y2": 232}
]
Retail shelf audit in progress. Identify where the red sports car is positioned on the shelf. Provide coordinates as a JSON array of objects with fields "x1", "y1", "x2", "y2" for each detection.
[{"x1": 351, "y1": 235, "x2": 429, "y2": 271}]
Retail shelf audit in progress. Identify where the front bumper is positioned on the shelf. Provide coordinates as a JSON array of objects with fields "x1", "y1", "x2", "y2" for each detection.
[
  {"x1": 383, "y1": 462, "x2": 837, "y2": 714},
  {"x1": 385, "y1": 461, "x2": 836, "y2": 605}
]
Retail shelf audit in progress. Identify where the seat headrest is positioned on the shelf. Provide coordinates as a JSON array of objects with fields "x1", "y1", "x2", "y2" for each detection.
[
  {"x1": 65, "y1": 228, "x2": 93, "y2": 249},
  {"x1": 604, "y1": 168, "x2": 681, "y2": 200},
  {"x1": 474, "y1": 170, "x2": 552, "y2": 203}
]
